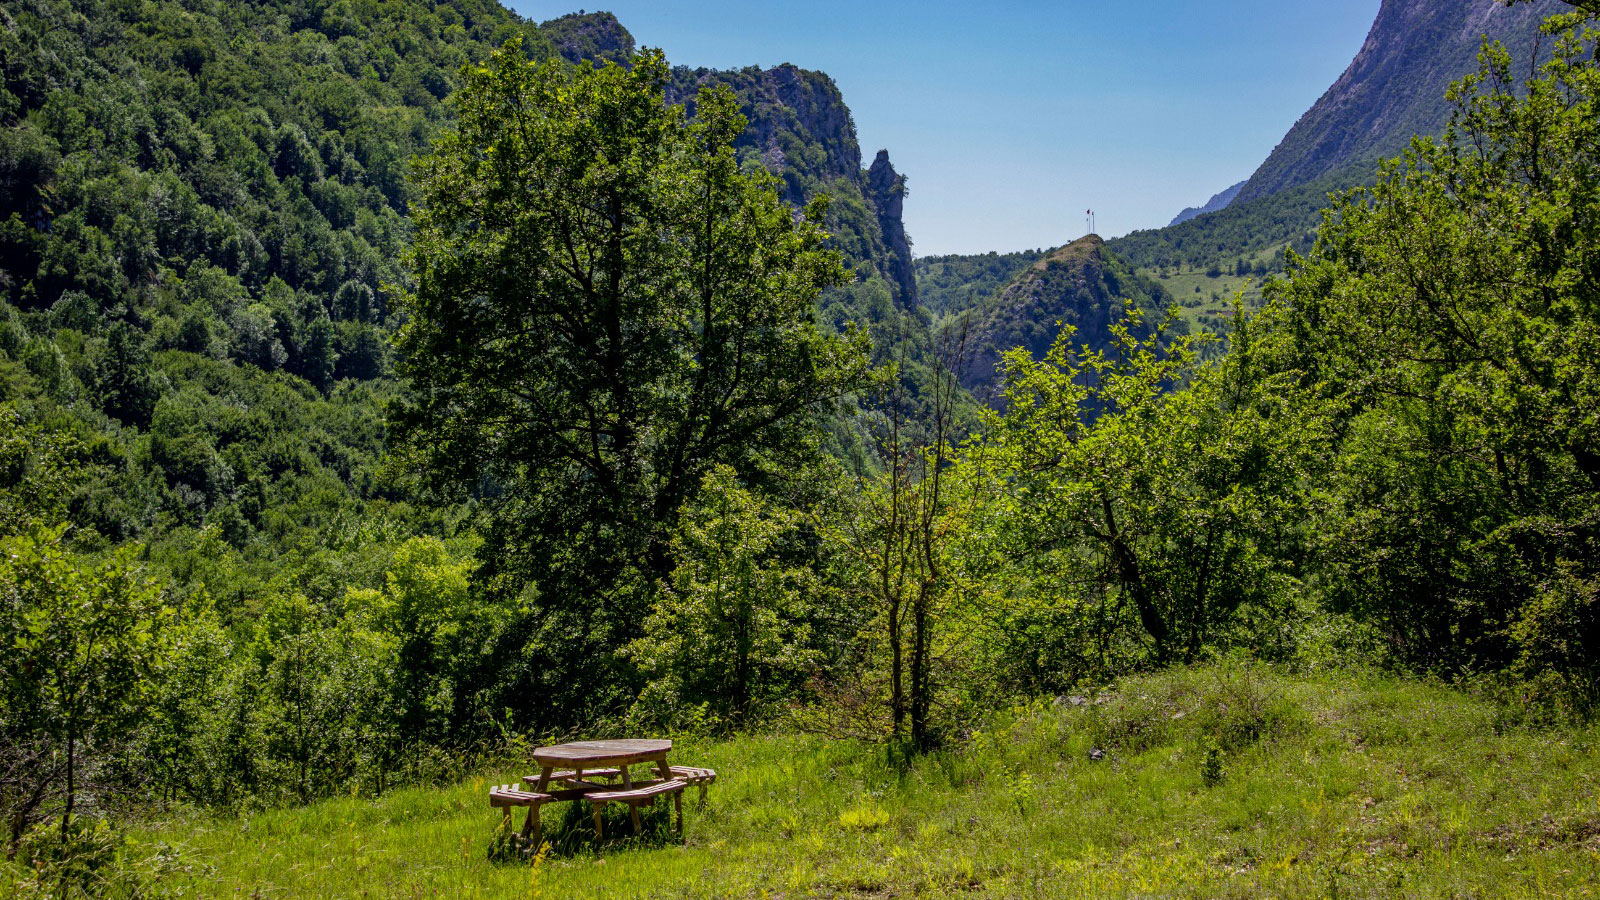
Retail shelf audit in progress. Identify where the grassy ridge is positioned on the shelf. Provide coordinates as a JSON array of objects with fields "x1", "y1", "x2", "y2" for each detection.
[{"x1": 112, "y1": 665, "x2": 1600, "y2": 898}]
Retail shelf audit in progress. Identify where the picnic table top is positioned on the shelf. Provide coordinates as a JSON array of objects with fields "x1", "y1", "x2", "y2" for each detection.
[{"x1": 531, "y1": 739, "x2": 672, "y2": 766}]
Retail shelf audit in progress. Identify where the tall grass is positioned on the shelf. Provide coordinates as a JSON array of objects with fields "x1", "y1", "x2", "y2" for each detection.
[{"x1": 35, "y1": 664, "x2": 1597, "y2": 898}]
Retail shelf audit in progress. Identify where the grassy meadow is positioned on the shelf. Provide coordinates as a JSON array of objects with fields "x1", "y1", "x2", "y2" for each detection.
[{"x1": 108, "y1": 665, "x2": 1600, "y2": 899}]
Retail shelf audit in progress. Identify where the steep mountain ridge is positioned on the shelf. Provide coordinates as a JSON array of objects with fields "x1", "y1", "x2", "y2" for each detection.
[
  {"x1": 1169, "y1": 180, "x2": 1245, "y2": 226},
  {"x1": 969, "y1": 0, "x2": 1564, "y2": 322},
  {"x1": 1236, "y1": 0, "x2": 1559, "y2": 204}
]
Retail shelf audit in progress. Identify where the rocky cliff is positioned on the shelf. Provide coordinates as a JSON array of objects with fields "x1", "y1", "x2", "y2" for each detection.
[
  {"x1": 544, "y1": 14, "x2": 920, "y2": 309},
  {"x1": 1236, "y1": 0, "x2": 1559, "y2": 204},
  {"x1": 867, "y1": 150, "x2": 917, "y2": 308},
  {"x1": 670, "y1": 63, "x2": 918, "y2": 308}
]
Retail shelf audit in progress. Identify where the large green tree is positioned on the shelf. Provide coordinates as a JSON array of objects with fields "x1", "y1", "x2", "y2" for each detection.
[
  {"x1": 1267, "y1": 10, "x2": 1600, "y2": 686},
  {"x1": 0, "y1": 529, "x2": 172, "y2": 851},
  {"x1": 981, "y1": 311, "x2": 1323, "y2": 681},
  {"x1": 395, "y1": 44, "x2": 870, "y2": 722}
]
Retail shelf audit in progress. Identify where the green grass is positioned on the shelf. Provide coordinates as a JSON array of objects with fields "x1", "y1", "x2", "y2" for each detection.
[
  {"x1": 110, "y1": 665, "x2": 1600, "y2": 897},
  {"x1": 1142, "y1": 249, "x2": 1283, "y2": 337}
]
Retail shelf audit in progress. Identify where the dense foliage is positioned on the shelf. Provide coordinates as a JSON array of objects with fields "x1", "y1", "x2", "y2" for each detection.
[
  {"x1": 913, "y1": 248, "x2": 1046, "y2": 320},
  {"x1": 1263, "y1": 14, "x2": 1600, "y2": 697},
  {"x1": 395, "y1": 45, "x2": 872, "y2": 727}
]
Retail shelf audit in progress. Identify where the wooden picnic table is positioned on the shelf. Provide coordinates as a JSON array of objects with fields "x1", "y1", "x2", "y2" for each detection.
[
  {"x1": 492, "y1": 739, "x2": 719, "y2": 849},
  {"x1": 490, "y1": 738, "x2": 718, "y2": 849},
  {"x1": 528, "y1": 738, "x2": 675, "y2": 794}
]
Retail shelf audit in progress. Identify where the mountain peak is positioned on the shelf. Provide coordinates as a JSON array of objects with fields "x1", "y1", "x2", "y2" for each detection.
[
  {"x1": 1032, "y1": 234, "x2": 1103, "y2": 269},
  {"x1": 541, "y1": 11, "x2": 635, "y2": 67}
]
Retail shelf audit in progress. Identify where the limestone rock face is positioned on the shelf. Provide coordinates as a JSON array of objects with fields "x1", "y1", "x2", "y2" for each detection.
[{"x1": 867, "y1": 150, "x2": 917, "y2": 309}]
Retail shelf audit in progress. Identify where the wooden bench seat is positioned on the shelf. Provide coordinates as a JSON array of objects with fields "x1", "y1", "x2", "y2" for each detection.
[
  {"x1": 489, "y1": 785, "x2": 553, "y2": 849},
  {"x1": 667, "y1": 765, "x2": 717, "y2": 806},
  {"x1": 586, "y1": 778, "x2": 687, "y2": 839}
]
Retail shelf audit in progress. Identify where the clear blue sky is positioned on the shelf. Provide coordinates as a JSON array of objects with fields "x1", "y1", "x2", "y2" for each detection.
[{"x1": 508, "y1": 1, "x2": 1380, "y2": 256}]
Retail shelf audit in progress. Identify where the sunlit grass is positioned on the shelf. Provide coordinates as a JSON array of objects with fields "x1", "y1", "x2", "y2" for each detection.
[{"x1": 126, "y1": 664, "x2": 1600, "y2": 898}]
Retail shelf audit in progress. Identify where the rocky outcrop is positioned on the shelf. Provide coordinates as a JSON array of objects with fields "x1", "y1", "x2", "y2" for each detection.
[
  {"x1": 867, "y1": 150, "x2": 917, "y2": 308},
  {"x1": 956, "y1": 235, "x2": 1172, "y2": 405},
  {"x1": 1236, "y1": 0, "x2": 1559, "y2": 204},
  {"x1": 670, "y1": 64, "x2": 918, "y2": 308},
  {"x1": 540, "y1": 11, "x2": 635, "y2": 67},
  {"x1": 1169, "y1": 180, "x2": 1245, "y2": 226},
  {"x1": 543, "y1": 14, "x2": 921, "y2": 310},
  {"x1": 671, "y1": 64, "x2": 863, "y2": 200}
]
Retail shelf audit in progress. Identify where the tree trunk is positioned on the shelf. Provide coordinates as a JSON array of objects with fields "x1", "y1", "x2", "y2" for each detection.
[
  {"x1": 60, "y1": 731, "x2": 74, "y2": 844},
  {"x1": 1101, "y1": 493, "x2": 1170, "y2": 661},
  {"x1": 909, "y1": 584, "x2": 930, "y2": 751},
  {"x1": 888, "y1": 591, "x2": 904, "y2": 740}
]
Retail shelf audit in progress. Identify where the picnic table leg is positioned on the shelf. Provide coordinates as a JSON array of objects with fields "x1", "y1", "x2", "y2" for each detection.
[
  {"x1": 653, "y1": 755, "x2": 672, "y2": 782},
  {"x1": 592, "y1": 802, "x2": 604, "y2": 843},
  {"x1": 520, "y1": 803, "x2": 541, "y2": 852},
  {"x1": 534, "y1": 765, "x2": 553, "y2": 793},
  {"x1": 629, "y1": 802, "x2": 642, "y2": 835},
  {"x1": 673, "y1": 791, "x2": 683, "y2": 835}
]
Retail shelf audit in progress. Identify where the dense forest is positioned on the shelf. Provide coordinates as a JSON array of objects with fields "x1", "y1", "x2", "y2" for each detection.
[{"x1": 3, "y1": 0, "x2": 1600, "y2": 896}]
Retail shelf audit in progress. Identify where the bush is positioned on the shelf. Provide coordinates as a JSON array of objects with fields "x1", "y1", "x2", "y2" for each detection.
[
  {"x1": 1080, "y1": 665, "x2": 1308, "y2": 757},
  {"x1": 3, "y1": 819, "x2": 191, "y2": 899}
]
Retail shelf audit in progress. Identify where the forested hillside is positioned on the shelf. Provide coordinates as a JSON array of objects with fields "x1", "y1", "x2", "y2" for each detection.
[
  {"x1": 0, "y1": 0, "x2": 939, "y2": 816},
  {"x1": 1, "y1": 0, "x2": 553, "y2": 592},
  {"x1": 914, "y1": 247, "x2": 1046, "y2": 320}
]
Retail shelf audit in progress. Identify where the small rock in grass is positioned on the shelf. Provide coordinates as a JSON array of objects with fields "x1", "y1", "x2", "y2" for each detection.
[{"x1": 1089, "y1": 747, "x2": 1106, "y2": 761}]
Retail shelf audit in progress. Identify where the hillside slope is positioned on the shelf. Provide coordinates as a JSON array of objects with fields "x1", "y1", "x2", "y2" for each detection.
[
  {"x1": 119, "y1": 665, "x2": 1600, "y2": 898},
  {"x1": 955, "y1": 235, "x2": 1174, "y2": 403}
]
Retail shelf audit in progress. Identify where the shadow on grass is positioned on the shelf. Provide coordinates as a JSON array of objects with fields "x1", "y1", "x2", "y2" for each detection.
[{"x1": 487, "y1": 797, "x2": 684, "y2": 864}]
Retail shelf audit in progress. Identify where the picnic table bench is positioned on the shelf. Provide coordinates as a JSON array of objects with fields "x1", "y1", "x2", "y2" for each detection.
[{"x1": 488, "y1": 738, "x2": 716, "y2": 850}]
